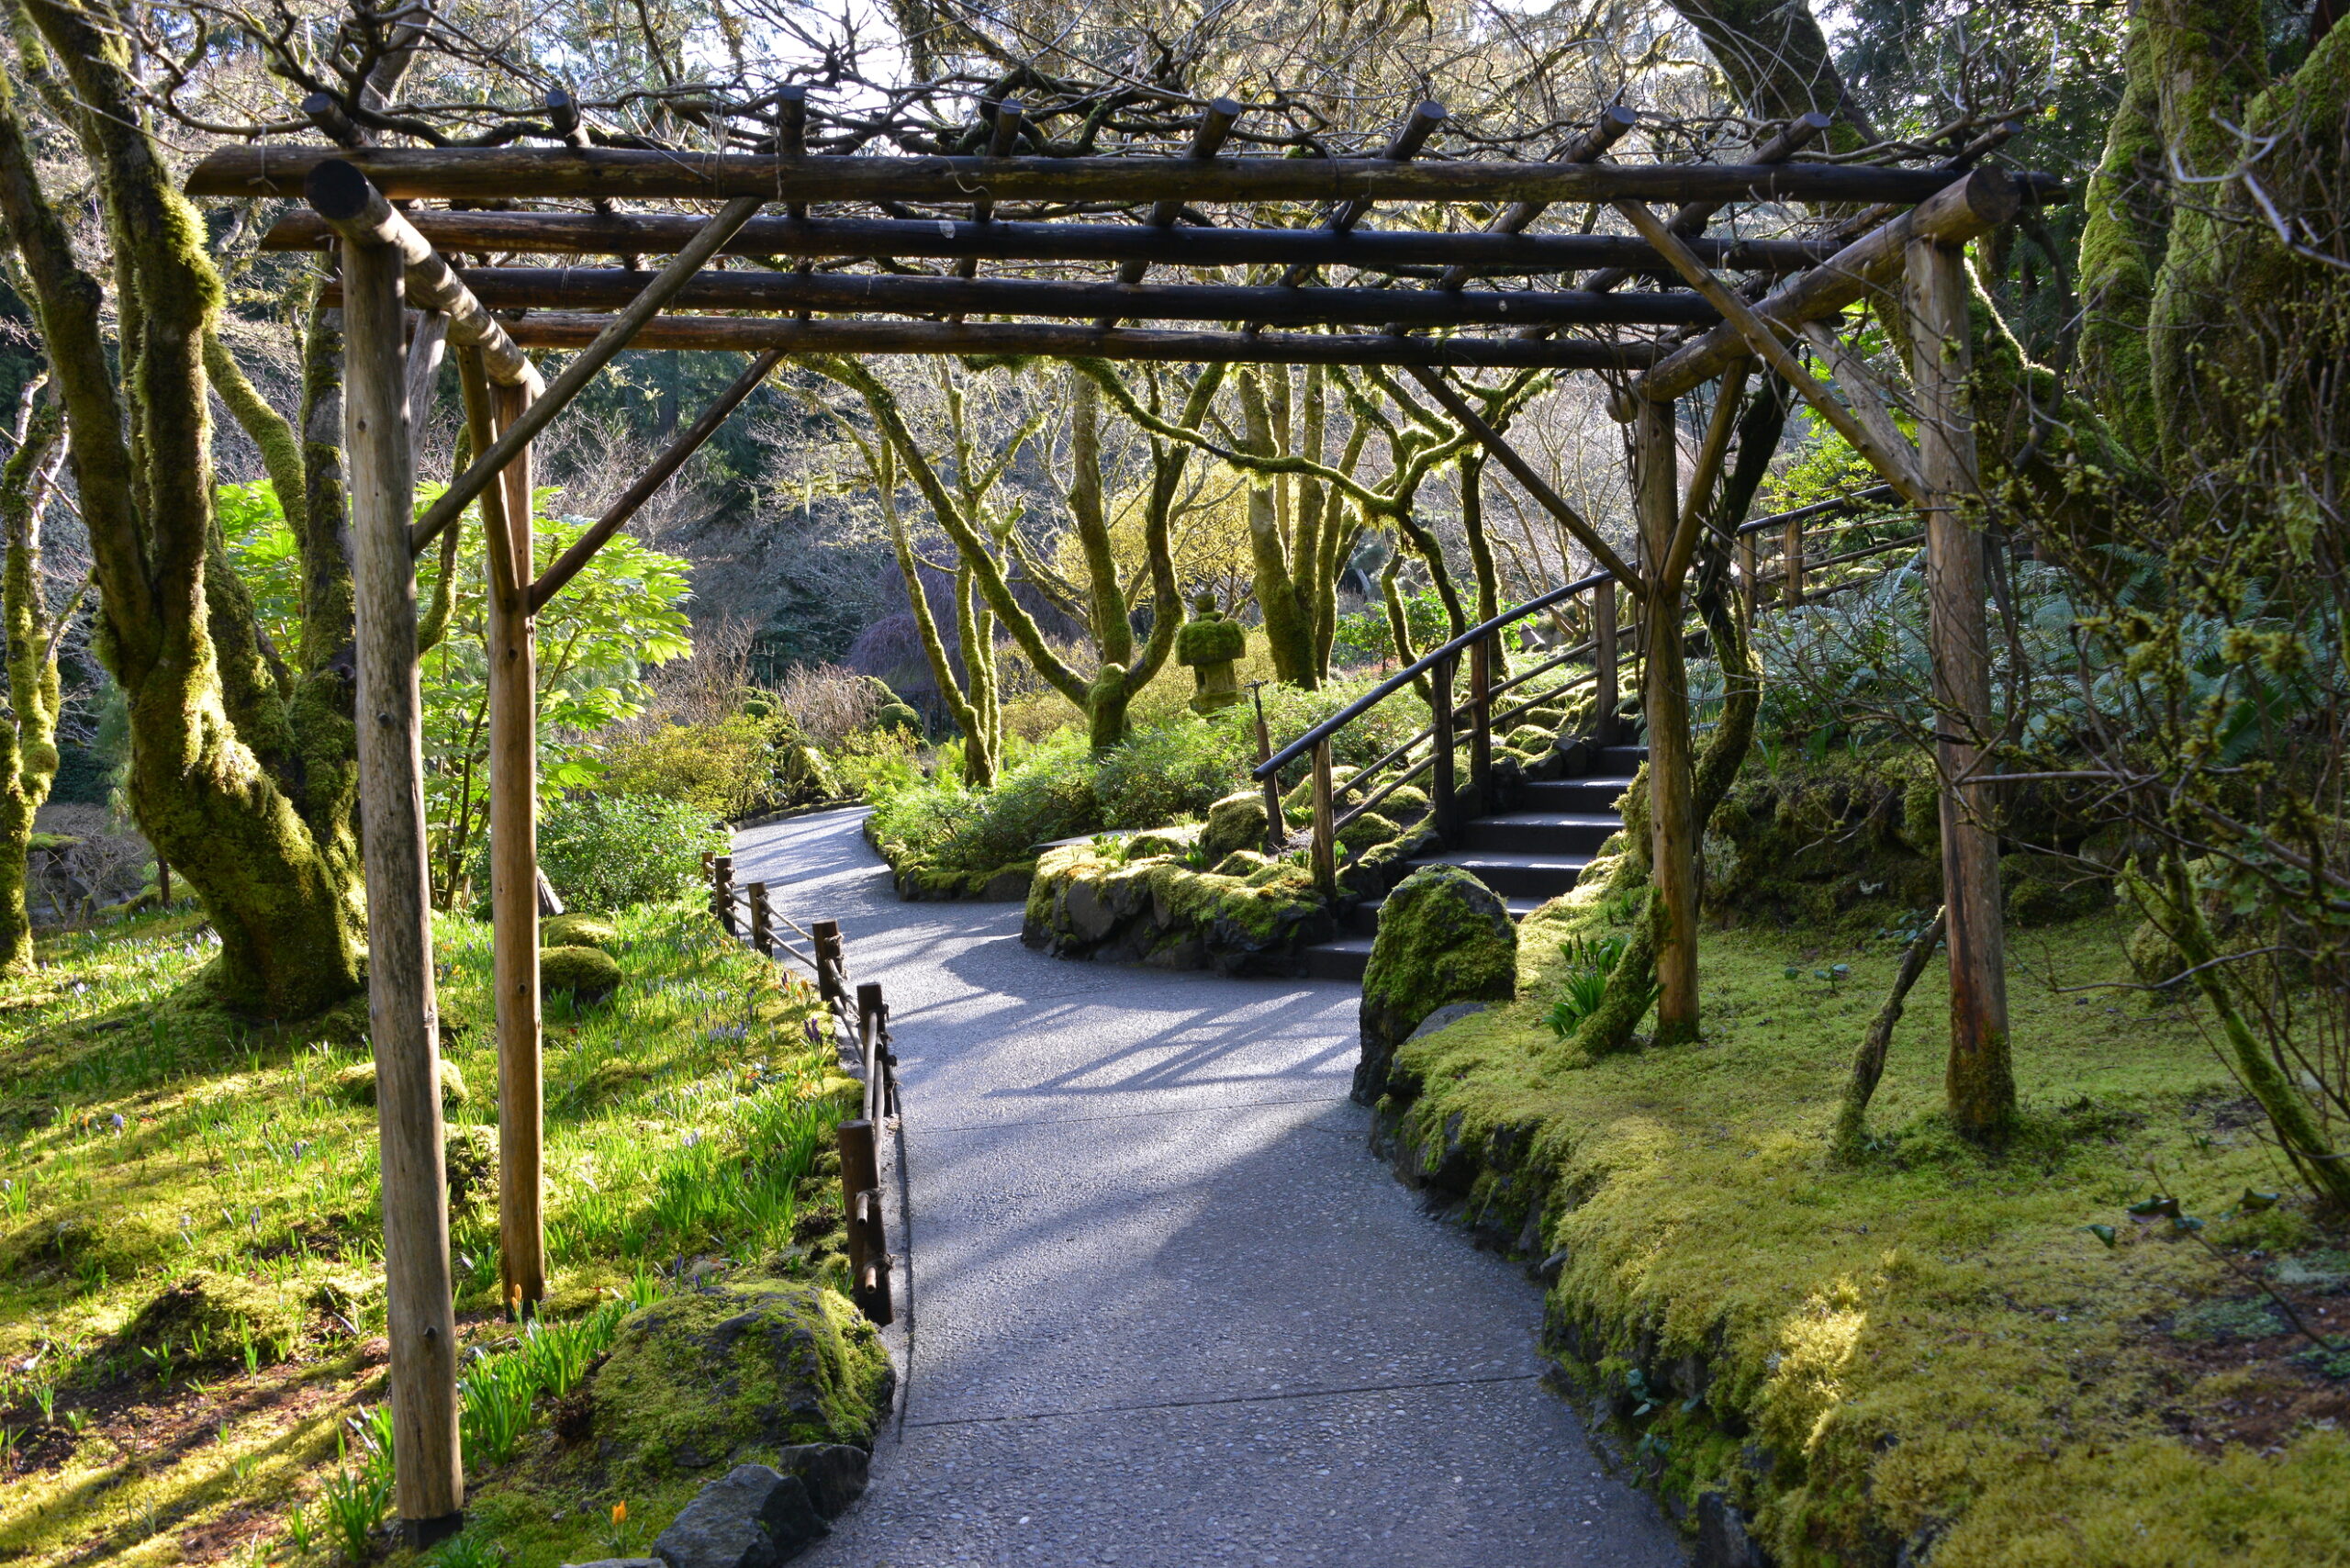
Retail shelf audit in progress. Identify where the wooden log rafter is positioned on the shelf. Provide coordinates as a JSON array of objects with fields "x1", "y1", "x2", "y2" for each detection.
[
  {"x1": 320, "y1": 266, "x2": 1722, "y2": 328},
  {"x1": 190, "y1": 144, "x2": 2050, "y2": 207},
  {"x1": 482, "y1": 314, "x2": 1658, "y2": 367},
  {"x1": 260, "y1": 208, "x2": 1840, "y2": 275}
]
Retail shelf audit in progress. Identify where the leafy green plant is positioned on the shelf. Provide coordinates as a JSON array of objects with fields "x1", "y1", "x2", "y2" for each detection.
[
  {"x1": 522, "y1": 792, "x2": 728, "y2": 911},
  {"x1": 1545, "y1": 933, "x2": 1649, "y2": 1039},
  {"x1": 317, "y1": 1431, "x2": 392, "y2": 1562}
]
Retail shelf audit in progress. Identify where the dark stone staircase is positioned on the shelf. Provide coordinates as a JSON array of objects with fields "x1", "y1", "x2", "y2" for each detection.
[{"x1": 1304, "y1": 744, "x2": 1648, "y2": 983}]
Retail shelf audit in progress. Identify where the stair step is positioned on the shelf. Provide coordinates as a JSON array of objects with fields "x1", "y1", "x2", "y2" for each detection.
[
  {"x1": 1347, "y1": 893, "x2": 1553, "y2": 941},
  {"x1": 1304, "y1": 936, "x2": 1374, "y2": 982},
  {"x1": 1596, "y1": 745, "x2": 1650, "y2": 770},
  {"x1": 1410, "y1": 849, "x2": 1595, "y2": 900},
  {"x1": 1520, "y1": 777, "x2": 1638, "y2": 812},
  {"x1": 1462, "y1": 812, "x2": 1622, "y2": 855}
]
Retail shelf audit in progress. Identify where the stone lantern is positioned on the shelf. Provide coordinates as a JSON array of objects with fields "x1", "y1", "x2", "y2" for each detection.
[{"x1": 1175, "y1": 593, "x2": 1247, "y2": 714}]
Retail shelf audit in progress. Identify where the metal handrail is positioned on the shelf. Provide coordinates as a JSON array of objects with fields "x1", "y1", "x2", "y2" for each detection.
[{"x1": 1252, "y1": 484, "x2": 1906, "y2": 784}]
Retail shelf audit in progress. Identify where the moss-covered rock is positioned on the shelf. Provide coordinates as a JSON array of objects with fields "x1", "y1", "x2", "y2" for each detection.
[
  {"x1": 1381, "y1": 784, "x2": 1431, "y2": 823},
  {"x1": 1336, "y1": 811, "x2": 1400, "y2": 855},
  {"x1": 541, "y1": 943, "x2": 622, "y2": 1003},
  {"x1": 1504, "y1": 723, "x2": 1554, "y2": 755},
  {"x1": 1281, "y1": 767, "x2": 1359, "y2": 817},
  {"x1": 336, "y1": 1058, "x2": 469, "y2": 1108},
  {"x1": 1212, "y1": 850, "x2": 1273, "y2": 878},
  {"x1": 1358, "y1": 866, "x2": 1516, "y2": 1104},
  {"x1": 872, "y1": 700, "x2": 923, "y2": 738},
  {"x1": 588, "y1": 1277, "x2": 892, "y2": 1486},
  {"x1": 1200, "y1": 790, "x2": 1272, "y2": 863},
  {"x1": 113, "y1": 1269, "x2": 306, "y2": 1367},
  {"x1": 1023, "y1": 843, "x2": 1333, "y2": 975},
  {"x1": 1125, "y1": 825, "x2": 1202, "y2": 860},
  {"x1": 782, "y1": 744, "x2": 840, "y2": 802},
  {"x1": 542, "y1": 912, "x2": 620, "y2": 951}
]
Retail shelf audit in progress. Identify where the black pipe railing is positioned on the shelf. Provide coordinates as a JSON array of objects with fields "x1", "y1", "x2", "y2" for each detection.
[{"x1": 1247, "y1": 482, "x2": 1916, "y2": 879}]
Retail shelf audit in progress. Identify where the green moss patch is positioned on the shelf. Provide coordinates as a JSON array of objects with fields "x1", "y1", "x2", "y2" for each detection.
[
  {"x1": 1371, "y1": 886, "x2": 2350, "y2": 1566},
  {"x1": 541, "y1": 913, "x2": 620, "y2": 951}
]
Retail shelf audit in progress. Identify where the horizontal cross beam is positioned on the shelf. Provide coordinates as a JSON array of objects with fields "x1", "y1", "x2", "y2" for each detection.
[
  {"x1": 190, "y1": 146, "x2": 2053, "y2": 208},
  {"x1": 485, "y1": 314, "x2": 1657, "y2": 368},
  {"x1": 261, "y1": 208, "x2": 1834, "y2": 275},
  {"x1": 320, "y1": 266, "x2": 1718, "y2": 329}
]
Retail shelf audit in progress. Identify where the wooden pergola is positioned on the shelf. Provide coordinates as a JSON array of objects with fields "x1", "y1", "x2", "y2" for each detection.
[{"x1": 185, "y1": 96, "x2": 2049, "y2": 1540}]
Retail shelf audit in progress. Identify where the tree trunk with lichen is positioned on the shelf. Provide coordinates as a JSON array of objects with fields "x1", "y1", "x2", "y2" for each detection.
[
  {"x1": 0, "y1": 0, "x2": 365, "y2": 1019},
  {"x1": 0, "y1": 385, "x2": 68, "y2": 972}
]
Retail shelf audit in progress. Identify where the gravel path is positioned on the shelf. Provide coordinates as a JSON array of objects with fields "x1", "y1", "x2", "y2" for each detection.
[{"x1": 731, "y1": 807, "x2": 1683, "y2": 1568}]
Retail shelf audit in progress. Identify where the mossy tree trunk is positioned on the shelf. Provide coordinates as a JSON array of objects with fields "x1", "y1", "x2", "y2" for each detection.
[
  {"x1": 0, "y1": 0, "x2": 365, "y2": 1018},
  {"x1": 818, "y1": 356, "x2": 1217, "y2": 755},
  {"x1": 0, "y1": 381, "x2": 69, "y2": 971}
]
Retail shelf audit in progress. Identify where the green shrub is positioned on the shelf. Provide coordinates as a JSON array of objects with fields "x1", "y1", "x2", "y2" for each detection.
[
  {"x1": 528, "y1": 793, "x2": 726, "y2": 911},
  {"x1": 1095, "y1": 720, "x2": 1249, "y2": 829},
  {"x1": 598, "y1": 713, "x2": 779, "y2": 817}
]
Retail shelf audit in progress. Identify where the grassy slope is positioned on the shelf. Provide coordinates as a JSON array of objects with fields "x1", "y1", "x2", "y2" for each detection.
[
  {"x1": 1393, "y1": 882, "x2": 2350, "y2": 1566},
  {"x1": 0, "y1": 902, "x2": 862, "y2": 1568}
]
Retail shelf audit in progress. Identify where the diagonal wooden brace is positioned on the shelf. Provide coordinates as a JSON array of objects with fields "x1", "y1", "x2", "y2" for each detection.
[
  {"x1": 408, "y1": 192, "x2": 768, "y2": 555},
  {"x1": 1616, "y1": 198, "x2": 1928, "y2": 504},
  {"x1": 1401, "y1": 364, "x2": 1642, "y2": 593}
]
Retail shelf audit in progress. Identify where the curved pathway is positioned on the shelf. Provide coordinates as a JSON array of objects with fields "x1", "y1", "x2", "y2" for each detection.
[{"x1": 732, "y1": 808, "x2": 1682, "y2": 1568}]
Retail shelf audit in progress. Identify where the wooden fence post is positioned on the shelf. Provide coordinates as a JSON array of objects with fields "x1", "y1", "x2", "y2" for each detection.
[
  {"x1": 1736, "y1": 529, "x2": 1757, "y2": 636},
  {"x1": 747, "y1": 881, "x2": 772, "y2": 958},
  {"x1": 1592, "y1": 577, "x2": 1617, "y2": 745},
  {"x1": 1249, "y1": 681, "x2": 1283, "y2": 851},
  {"x1": 1309, "y1": 739, "x2": 1337, "y2": 895},
  {"x1": 1430, "y1": 652, "x2": 1459, "y2": 845},
  {"x1": 1637, "y1": 394, "x2": 1701, "y2": 1047},
  {"x1": 343, "y1": 230, "x2": 464, "y2": 1544},
  {"x1": 1783, "y1": 510, "x2": 1806, "y2": 607},
  {"x1": 1906, "y1": 235, "x2": 2013, "y2": 1139},
  {"x1": 1470, "y1": 633, "x2": 1494, "y2": 799},
  {"x1": 711, "y1": 854, "x2": 735, "y2": 936},
  {"x1": 468, "y1": 358, "x2": 545, "y2": 1320},
  {"x1": 812, "y1": 919, "x2": 846, "y2": 1014}
]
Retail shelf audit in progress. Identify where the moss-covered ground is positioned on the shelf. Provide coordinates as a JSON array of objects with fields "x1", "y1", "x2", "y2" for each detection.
[
  {"x1": 1386, "y1": 881, "x2": 2350, "y2": 1566},
  {"x1": 0, "y1": 900, "x2": 872, "y2": 1568}
]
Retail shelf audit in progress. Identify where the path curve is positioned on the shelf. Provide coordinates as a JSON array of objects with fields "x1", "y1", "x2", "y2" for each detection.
[{"x1": 732, "y1": 808, "x2": 1682, "y2": 1568}]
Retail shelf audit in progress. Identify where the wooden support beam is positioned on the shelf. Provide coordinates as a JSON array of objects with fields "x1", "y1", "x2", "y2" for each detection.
[
  {"x1": 1798, "y1": 319, "x2": 1919, "y2": 476},
  {"x1": 1309, "y1": 739, "x2": 1337, "y2": 896},
  {"x1": 342, "y1": 221, "x2": 464, "y2": 1547},
  {"x1": 1581, "y1": 113, "x2": 1830, "y2": 295},
  {"x1": 321, "y1": 266, "x2": 1720, "y2": 329},
  {"x1": 1906, "y1": 235, "x2": 2013, "y2": 1139},
  {"x1": 1111, "y1": 97, "x2": 1242, "y2": 295},
  {"x1": 1593, "y1": 576, "x2": 1618, "y2": 745},
  {"x1": 490, "y1": 315, "x2": 1655, "y2": 369},
  {"x1": 305, "y1": 160, "x2": 533, "y2": 386},
  {"x1": 1658, "y1": 360, "x2": 1751, "y2": 599},
  {"x1": 191, "y1": 144, "x2": 2033, "y2": 207},
  {"x1": 263, "y1": 208, "x2": 1834, "y2": 276},
  {"x1": 456, "y1": 346, "x2": 547, "y2": 1319},
  {"x1": 405, "y1": 310, "x2": 449, "y2": 430},
  {"x1": 1278, "y1": 101, "x2": 1446, "y2": 290},
  {"x1": 1637, "y1": 395, "x2": 1701, "y2": 1047},
  {"x1": 1635, "y1": 168, "x2": 2023, "y2": 400},
  {"x1": 1430, "y1": 654, "x2": 1459, "y2": 846},
  {"x1": 531, "y1": 349, "x2": 785, "y2": 610},
  {"x1": 1437, "y1": 106, "x2": 1638, "y2": 291},
  {"x1": 408, "y1": 193, "x2": 767, "y2": 554},
  {"x1": 1399, "y1": 364, "x2": 1641, "y2": 589},
  {"x1": 1614, "y1": 197, "x2": 1929, "y2": 503}
]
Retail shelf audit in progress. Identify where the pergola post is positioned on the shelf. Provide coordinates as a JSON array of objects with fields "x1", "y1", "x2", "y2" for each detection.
[
  {"x1": 486, "y1": 369, "x2": 546, "y2": 1313},
  {"x1": 1905, "y1": 237, "x2": 2013, "y2": 1138},
  {"x1": 1636, "y1": 396, "x2": 1700, "y2": 1046},
  {"x1": 342, "y1": 234, "x2": 464, "y2": 1542}
]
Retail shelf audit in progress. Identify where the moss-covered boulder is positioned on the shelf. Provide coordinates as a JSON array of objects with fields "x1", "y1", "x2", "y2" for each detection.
[
  {"x1": 336, "y1": 1058, "x2": 469, "y2": 1108},
  {"x1": 1336, "y1": 811, "x2": 1400, "y2": 855},
  {"x1": 1023, "y1": 844, "x2": 1333, "y2": 975},
  {"x1": 1281, "y1": 767, "x2": 1360, "y2": 818},
  {"x1": 1358, "y1": 866, "x2": 1516, "y2": 1104},
  {"x1": 542, "y1": 912, "x2": 620, "y2": 951},
  {"x1": 1200, "y1": 790, "x2": 1271, "y2": 863},
  {"x1": 1381, "y1": 784, "x2": 1431, "y2": 823},
  {"x1": 872, "y1": 700, "x2": 923, "y2": 738},
  {"x1": 114, "y1": 1269, "x2": 306, "y2": 1367},
  {"x1": 588, "y1": 1278, "x2": 892, "y2": 1486},
  {"x1": 1125, "y1": 824, "x2": 1201, "y2": 860},
  {"x1": 1504, "y1": 723, "x2": 1554, "y2": 754},
  {"x1": 781, "y1": 744, "x2": 840, "y2": 802},
  {"x1": 542, "y1": 943, "x2": 622, "y2": 1003},
  {"x1": 1213, "y1": 850, "x2": 1273, "y2": 878}
]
